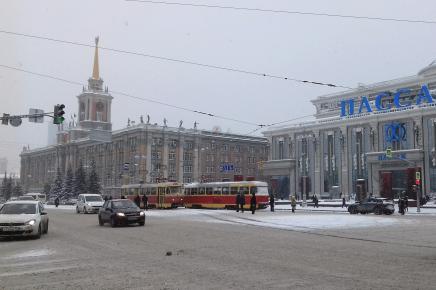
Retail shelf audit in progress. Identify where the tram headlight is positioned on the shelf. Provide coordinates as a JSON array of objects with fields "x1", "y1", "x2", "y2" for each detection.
[{"x1": 117, "y1": 212, "x2": 125, "y2": 217}]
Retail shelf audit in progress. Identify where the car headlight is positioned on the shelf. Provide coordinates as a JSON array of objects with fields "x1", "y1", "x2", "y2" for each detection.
[
  {"x1": 117, "y1": 213, "x2": 125, "y2": 217},
  {"x1": 139, "y1": 211, "x2": 145, "y2": 216},
  {"x1": 26, "y1": 219, "x2": 36, "y2": 226}
]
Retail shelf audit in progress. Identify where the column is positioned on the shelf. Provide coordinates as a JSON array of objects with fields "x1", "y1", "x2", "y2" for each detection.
[
  {"x1": 340, "y1": 126, "x2": 350, "y2": 197},
  {"x1": 145, "y1": 133, "x2": 152, "y2": 183},
  {"x1": 162, "y1": 136, "x2": 169, "y2": 180},
  {"x1": 313, "y1": 130, "x2": 321, "y2": 197},
  {"x1": 178, "y1": 136, "x2": 184, "y2": 183}
]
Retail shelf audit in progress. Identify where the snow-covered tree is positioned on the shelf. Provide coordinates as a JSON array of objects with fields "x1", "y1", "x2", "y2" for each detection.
[
  {"x1": 1, "y1": 172, "x2": 12, "y2": 201},
  {"x1": 87, "y1": 160, "x2": 101, "y2": 195},
  {"x1": 73, "y1": 160, "x2": 87, "y2": 197},
  {"x1": 12, "y1": 182, "x2": 24, "y2": 197},
  {"x1": 61, "y1": 165, "x2": 74, "y2": 199},
  {"x1": 43, "y1": 182, "x2": 51, "y2": 196},
  {"x1": 50, "y1": 168, "x2": 63, "y2": 198}
]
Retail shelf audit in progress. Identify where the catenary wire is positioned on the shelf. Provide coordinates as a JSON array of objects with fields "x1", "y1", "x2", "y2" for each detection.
[
  {"x1": 245, "y1": 114, "x2": 313, "y2": 135},
  {"x1": 0, "y1": 29, "x2": 352, "y2": 89},
  {"x1": 126, "y1": 0, "x2": 436, "y2": 25},
  {"x1": 0, "y1": 64, "x2": 262, "y2": 127}
]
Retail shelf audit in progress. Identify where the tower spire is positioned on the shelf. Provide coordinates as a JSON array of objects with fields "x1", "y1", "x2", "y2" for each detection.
[{"x1": 92, "y1": 36, "x2": 100, "y2": 80}]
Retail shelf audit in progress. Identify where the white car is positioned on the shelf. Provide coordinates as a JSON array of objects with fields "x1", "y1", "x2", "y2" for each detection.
[
  {"x1": 0, "y1": 200, "x2": 49, "y2": 239},
  {"x1": 76, "y1": 194, "x2": 104, "y2": 214}
]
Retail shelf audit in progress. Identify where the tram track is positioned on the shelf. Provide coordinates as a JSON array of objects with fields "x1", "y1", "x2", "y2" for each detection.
[{"x1": 199, "y1": 211, "x2": 436, "y2": 249}]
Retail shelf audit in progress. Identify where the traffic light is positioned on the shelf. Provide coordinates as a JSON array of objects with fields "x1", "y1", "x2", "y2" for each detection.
[{"x1": 53, "y1": 104, "x2": 65, "y2": 124}]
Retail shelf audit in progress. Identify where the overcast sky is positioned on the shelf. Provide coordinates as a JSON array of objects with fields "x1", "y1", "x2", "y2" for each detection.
[{"x1": 1, "y1": 0, "x2": 436, "y2": 173}]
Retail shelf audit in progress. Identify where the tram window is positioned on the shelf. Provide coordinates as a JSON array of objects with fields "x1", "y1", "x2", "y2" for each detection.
[
  {"x1": 214, "y1": 187, "x2": 221, "y2": 195},
  {"x1": 150, "y1": 188, "x2": 157, "y2": 195},
  {"x1": 250, "y1": 187, "x2": 258, "y2": 195},
  {"x1": 192, "y1": 188, "x2": 198, "y2": 195},
  {"x1": 166, "y1": 188, "x2": 170, "y2": 195},
  {"x1": 230, "y1": 187, "x2": 239, "y2": 195},
  {"x1": 184, "y1": 188, "x2": 190, "y2": 195},
  {"x1": 206, "y1": 187, "x2": 213, "y2": 195},
  {"x1": 199, "y1": 187, "x2": 206, "y2": 195},
  {"x1": 240, "y1": 186, "x2": 249, "y2": 195},
  {"x1": 222, "y1": 187, "x2": 229, "y2": 195}
]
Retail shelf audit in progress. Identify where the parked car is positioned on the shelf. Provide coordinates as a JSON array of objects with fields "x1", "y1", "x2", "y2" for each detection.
[
  {"x1": 0, "y1": 200, "x2": 49, "y2": 239},
  {"x1": 348, "y1": 197, "x2": 395, "y2": 215},
  {"x1": 98, "y1": 199, "x2": 145, "y2": 227},
  {"x1": 76, "y1": 194, "x2": 104, "y2": 214}
]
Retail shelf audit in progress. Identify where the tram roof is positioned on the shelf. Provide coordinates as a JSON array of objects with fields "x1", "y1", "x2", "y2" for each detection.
[{"x1": 184, "y1": 181, "x2": 268, "y2": 187}]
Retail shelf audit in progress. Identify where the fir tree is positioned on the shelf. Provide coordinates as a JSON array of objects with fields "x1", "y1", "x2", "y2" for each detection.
[
  {"x1": 1, "y1": 172, "x2": 8, "y2": 200},
  {"x1": 87, "y1": 160, "x2": 101, "y2": 195},
  {"x1": 73, "y1": 160, "x2": 87, "y2": 197},
  {"x1": 43, "y1": 182, "x2": 51, "y2": 196},
  {"x1": 61, "y1": 165, "x2": 74, "y2": 199},
  {"x1": 12, "y1": 182, "x2": 24, "y2": 197},
  {"x1": 4, "y1": 177, "x2": 13, "y2": 201},
  {"x1": 50, "y1": 168, "x2": 63, "y2": 198}
]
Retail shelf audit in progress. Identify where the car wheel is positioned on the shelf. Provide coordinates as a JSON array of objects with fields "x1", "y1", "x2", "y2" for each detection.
[
  {"x1": 34, "y1": 224, "x2": 42, "y2": 239},
  {"x1": 44, "y1": 221, "x2": 49, "y2": 234},
  {"x1": 76, "y1": 206, "x2": 80, "y2": 214},
  {"x1": 98, "y1": 215, "x2": 104, "y2": 226},
  {"x1": 110, "y1": 217, "x2": 117, "y2": 228},
  {"x1": 374, "y1": 206, "x2": 383, "y2": 215},
  {"x1": 348, "y1": 207, "x2": 357, "y2": 214}
]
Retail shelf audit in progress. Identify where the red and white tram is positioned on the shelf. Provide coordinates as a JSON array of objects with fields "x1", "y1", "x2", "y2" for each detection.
[
  {"x1": 183, "y1": 181, "x2": 269, "y2": 209},
  {"x1": 121, "y1": 182, "x2": 184, "y2": 209}
]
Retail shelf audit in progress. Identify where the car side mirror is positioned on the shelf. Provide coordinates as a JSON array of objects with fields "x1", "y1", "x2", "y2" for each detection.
[{"x1": 41, "y1": 211, "x2": 48, "y2": 215}]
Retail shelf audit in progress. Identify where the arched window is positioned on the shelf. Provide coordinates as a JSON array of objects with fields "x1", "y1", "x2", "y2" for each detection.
[
  {"x1": 96, "y1": 102, "x2": 105, "y2": 121},
  {"x1": 79, "y1": 102, "x2": 85, "y2": 121}
]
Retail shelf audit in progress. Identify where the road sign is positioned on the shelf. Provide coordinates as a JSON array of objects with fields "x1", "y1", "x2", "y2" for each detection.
[
  {"x1": 123, "y1": 163, "x2": 130, "y2": 171},
  {"x1": 29, "y1": 109, "x2": 44, "y2": 123},
  {"x1": 386, "y1": 147, "x2": 392, "y2": 158},
  {"x1": 9, "y1": 117, "x2": 22, "y2": 127}
]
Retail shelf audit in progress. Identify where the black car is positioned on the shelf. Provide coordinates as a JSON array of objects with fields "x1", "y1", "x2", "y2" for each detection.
[
  {"x1": 98, "y1": 199, "x2": 145, "y2": 227},
  {"x1": 348, "y1": 197, "x2": 395, "y2": 215}
]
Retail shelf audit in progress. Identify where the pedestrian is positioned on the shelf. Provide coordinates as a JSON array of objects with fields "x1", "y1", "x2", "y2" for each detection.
[
  {"x1": 250, "y1": 193, "x2": 257, "y2": 214},
  {"x1": 142, "y1": 193, "x2": 148, "y2": 211},
  {"x1": 312, "y1": 194, "x2": 319, "y2": 208},
  {"x1": 342, "y1": 196, "x2": 346, "y2": 208},
  {"x1": 109, "y1": 195, "x2": 112, "y2": 200},
  {"x1": 104, "y1": 195, "x2": 108, "y2": 201},
  {"x1": 134, "y1": 194, "x2": 141, "y2": 208},
  {"x1": 398, "y1": 195, "x2": 405, "y2": 215},
  {"x1": 314, "y1": 195, "x2": 319, "y2": 208},
  {"x1": 269, "y1": 194, "x2": 275, "y2": 212},
  {"x1": 240, "y1": 192, "x2": 246, "y2": 213},
  {"x1": 236, "y1": 192, "x2": 240, "y2": 212},
  {"x1": 404, "y1": 194, "x2": 408, "y2": 212},
  {"x1": 291, "y1": 195, "x2": 297, "y2": 213},
  {"x1": 54, "y1": 196, "x2": 60, "y2": 208}
]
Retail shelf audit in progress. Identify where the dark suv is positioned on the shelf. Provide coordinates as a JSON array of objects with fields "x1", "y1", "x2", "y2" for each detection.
[
  {"x1": 348, "y1": 197, "x2": 395, "y2": 215},
  {"x1": 98, "y1": 199, "x2": 145, "y2": 227}
]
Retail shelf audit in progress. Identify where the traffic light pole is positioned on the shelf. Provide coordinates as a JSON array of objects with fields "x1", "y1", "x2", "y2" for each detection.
[{"x1": 1, "y1": 112, "x2": 55, "y2": 123}]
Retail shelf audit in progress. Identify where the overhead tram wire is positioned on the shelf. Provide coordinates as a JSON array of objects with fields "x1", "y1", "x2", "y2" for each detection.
[
  {"x1": 125, "y1": 0, "x2": 436, "y2": 25},
  {"x1": 0, "y1": 29, "x2": 352, "y2": 89},
  {"x1": 246, "y1": 114, "x2": 314, "y2": 135},
  {"x1": 0, "y1": 64, "x2": 317, "y2": 134},
  {"x1": 0, "y1": 64, "x2": 259, "y2": 127}
]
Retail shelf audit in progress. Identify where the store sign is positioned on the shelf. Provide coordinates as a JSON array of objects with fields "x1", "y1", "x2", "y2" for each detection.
[
  {"x1": 340, "y1": 85, "x2": 433, "y2": 117},
  {"x1": 378, "y1": 152, "x2": 406, "y2": 161},
  {"x1": 220, "y1": 164, "x2": 234, "y2": 172}
]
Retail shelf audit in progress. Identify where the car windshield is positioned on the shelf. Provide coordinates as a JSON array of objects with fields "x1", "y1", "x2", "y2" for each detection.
[
  {"x1": 85, "y1": 196, "x2": 103, "y2": 202},
  {"x1": 0, "y1": 203, "x2": 37, "y2": 214},
  {"x1": 112, "y1": 200, "x2": 136, "y2": 209}
]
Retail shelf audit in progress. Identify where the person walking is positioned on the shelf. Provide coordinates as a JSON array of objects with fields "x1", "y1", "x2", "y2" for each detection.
[
  {"x1": 54, "y1": 196, "x2": 60, "y2": 208},
  {"x1": 250, "y1": 193, "x2": 257, "y2": 214},
  {"x1": 291, "y1": 195, "x2": 297, "y2": 213},
  {"x1": 134, "y1": 194, "x2": 141, "y2": 208},
  {"x1": 142, "y1": 193, "x2": 148, "y2": 211},
  {"x1": 104, "y1": 195, "x2": 108, "y2": 201},
  {"x1": 236, "y1": 192, "x2": 240, "y2": 212},
  {"x1": 398, "y1": 195, "x2": 405, "y2": 215},
  {"x1": 404, "y1": 195, "x2": 408, "y2": 212},
  {"x1": 240, "y1": 192, "x2": 246, "y2": 213},
  {"x1": 314, "y1": 195, "x2": 319, "y2": 208},
  {"x1": 342, "y1": 196, "x2": 346, "y2": 208},
  {"x1": 269, "y1": 194, "x2": 275, "y2": 212}
]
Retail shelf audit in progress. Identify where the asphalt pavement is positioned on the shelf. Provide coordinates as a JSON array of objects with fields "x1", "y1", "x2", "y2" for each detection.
[{"x1": 1, "y1": 208, "x2": 436, "y2": 290}]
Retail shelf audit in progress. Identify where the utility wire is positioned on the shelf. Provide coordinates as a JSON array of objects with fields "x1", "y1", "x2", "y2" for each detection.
[
  {"x1": 0, "y1": 29, "x2": 352, "y2": 89},
  {"x1": 0, "y1": 64, "x2": 316, "y2": 131},
  {"x1": 246, "y1": 114, "x2": 313, "y2": 135},
  {"x1": 0, "y1": 64, "x2": 259, "y2": 127},
  {"x1": 126, "y1": 0, "x2": 436, "y2": 25}
]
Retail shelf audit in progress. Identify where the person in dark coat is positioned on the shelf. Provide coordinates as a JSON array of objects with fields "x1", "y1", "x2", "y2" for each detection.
[
  {"x1": 342, "y1": 196, "x2": 346, "y2": 208},
  {"x1": 404, "y1": 195, "x2": 408, "y2": 212},
  {"x1": 109, "y1": 196, "x2": 113, "y2": 200},
  {"x1": 142, "y1": 194, "x2": 148, "y2": 211},
  {"x1": 236, "y1": 193, "x2": 240, "y2": 212},
  {"x1": 134, "y1": 194, "x2": 141, "y2": 208},
  {"x1": 104, "y1": 195, "x2": 108, "y2": 201},
  {"x1": 250, "y1": 193, "x2": 257, "y2": 214},
  {"x1": 269, "y1": 194, "x2": 275, "y2": 212},
  {"x1": 54, "y1": 197, "x2": 60, "y2": 208},
  {"x1": 240, "y1": 192, "x2": 245, "y2": 213},
  {"x1": 398, "y1": 196, "x2": 405, "y2": 215}
]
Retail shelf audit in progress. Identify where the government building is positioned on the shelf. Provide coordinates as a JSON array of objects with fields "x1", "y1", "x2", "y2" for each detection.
[
  {"x1": 20, "y1": 39, "x2": 268, "y2": 195},
  {"x1": 263, "y1": 61, "x2": 436, "y2": 201}
]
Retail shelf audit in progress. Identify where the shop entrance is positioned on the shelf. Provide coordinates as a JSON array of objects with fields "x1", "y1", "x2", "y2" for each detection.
[{"x1": 379, "y1": 168, "x2": 419, "y2": 199}]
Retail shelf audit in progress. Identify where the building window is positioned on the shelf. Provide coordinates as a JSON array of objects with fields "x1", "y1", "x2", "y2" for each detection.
[
  {"x1": 248, "y1": 157, "x2": 256, "y2": 164},
  {"x1": 184, "y1": 141, "x2": 193, "y2": 150},
  {"x1": 278, "y1": 140, "x2": 284, "y2": 159},
  {"x1": 169, "y1": 152, "x2": 176, "y2": 160},
  {"x1": 234, "y1": 145, "x2": 240, "y2": 152},
  {"x1": 169, "y1": 140, "x2": 177, "y2": 148},
  {"x1": 184, "y1": 166, "x2": 192, "y2": 173},
  {"x1": 222, "y1": 144, "x2": 228, "y2": 151},
  {"x1": 183, "y1": 152, "x2": 193, "y2": 161},
  {"x1": 183, "y1": 177, "x2": 192, "y2": 183}
]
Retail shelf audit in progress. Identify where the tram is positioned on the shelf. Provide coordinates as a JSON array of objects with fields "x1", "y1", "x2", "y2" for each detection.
[
  {"x1": 183, "y1": 181, "x2": 269, "y2": 209},
  {"x1": 121, "y1": 182, "x2": 184, "y2": 209}
]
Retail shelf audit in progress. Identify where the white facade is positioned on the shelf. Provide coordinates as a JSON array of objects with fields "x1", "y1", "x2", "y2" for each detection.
[{"x1": 263, "y1": 61, "x2": 436, "y2": 200}]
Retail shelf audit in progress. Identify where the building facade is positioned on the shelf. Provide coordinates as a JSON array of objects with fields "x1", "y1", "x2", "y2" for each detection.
[
  {"x1": 263, "y1": 61, "x2": 436, "y2": 200},
  {"x1": 20, "y1": 38, "x2": 268, "y2": 195}
]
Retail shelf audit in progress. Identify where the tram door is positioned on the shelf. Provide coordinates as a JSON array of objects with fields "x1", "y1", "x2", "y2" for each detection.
[{"x1": 157, "y1": 187, "x2": 166, "y2": 209}]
